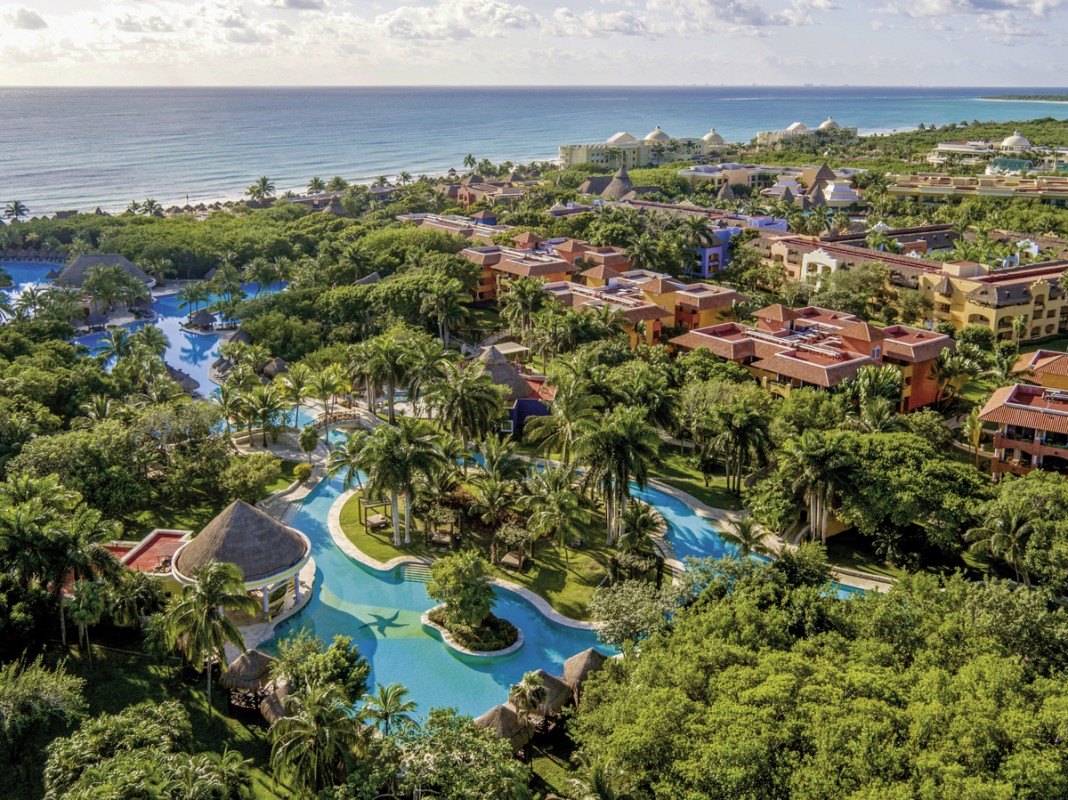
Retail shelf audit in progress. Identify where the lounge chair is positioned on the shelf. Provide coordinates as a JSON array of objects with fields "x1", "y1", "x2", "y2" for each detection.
[
  {"x1": 366, "y1": 513, "x2": 388, "y2": 530},
  {"x1": 430, "y1": 531, "x2": 452, "y2": 548},
  {"x1": 499, "y1": 550, "x2": 525, "y2": 571}
]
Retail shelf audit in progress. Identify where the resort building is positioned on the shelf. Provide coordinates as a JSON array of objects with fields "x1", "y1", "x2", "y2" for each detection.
[
  {"x1": 577, "y1": 166, "x2": 660, "y2": 200},
  {"x1": 396, "y1": 212, "x2": 511, "y2": 243},
  {"x1": 544, "y1": 269, "x2": 746, "y2": 346},
  {"x1": 1013, "y1": 350, "x2": 1068, "y2": 391},
  {"x1": 677, "y1": 162, "x2": 865, "y2": 208},
  {"x1": 751, "y1": 230, "x2": 1068, "y2": 342},
  {"x1": 669, "y1": 304, "x2": 952, "y2": 410},
  {"x1": 754, "y1": 118, "x2": 858, "y2": 149},
  {"x1": 926, "y1": 131, "x2": 1068, "y2": 174},
  {"x1": 979, "y1": 384, "x2": 1068, "y2": 477},
  {"x1": 888, "y1": 173, "x2": 1068, "y2": 206},
  {"x1": 460, "y1": 234, "x2": 628, "y2": 302},
  {"x1": 559, "y1": 127, "x2": 729, "y2": 169}
]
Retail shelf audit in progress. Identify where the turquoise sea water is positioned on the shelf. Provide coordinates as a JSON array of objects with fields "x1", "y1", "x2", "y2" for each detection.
[{"x1": 2, "y1": 86, "x2": 1067, "y2": 216}]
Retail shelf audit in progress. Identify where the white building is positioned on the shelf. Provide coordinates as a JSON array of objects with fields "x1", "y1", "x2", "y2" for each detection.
[{"x1": 559, "y1": 126, "x2": 730, "y2": 169}]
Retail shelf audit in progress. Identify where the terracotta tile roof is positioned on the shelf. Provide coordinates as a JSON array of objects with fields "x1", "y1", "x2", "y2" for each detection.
[
  {"x1": 638, "y1": 277, "x2": 685, "y2": 295},
  {"x1": 751, "y1": 351, "x2": 873, "y2": 388},
  {"x1": 755, "y1": 304, "x2": 801, "y2": 322},
  {"x1": 580, "y1": 264, "x2": 623, "y2": 281},
  {"x1": 675, "y1": 285, "x2": 747, "y2": 310},
  {"x1": 979, "y1": 384, "x2": 1068, "y2": 435},
  {"x1": 493, "y1": 258, "x2": 579, "y2": 278},
  {"x1": 1016, "y1": 350, "x2": 1068, "y2": 377},
  {"x1": 838, "y1": 321, "x2": 887, "y2": 342},
  {"x1": 512, "y1": 231, "x2": 543, "y2": 248}
]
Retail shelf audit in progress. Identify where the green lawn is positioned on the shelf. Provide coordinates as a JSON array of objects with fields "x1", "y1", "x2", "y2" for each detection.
[
  {"x1": 339, "y1": 492, "x2": 611, "y2": 621},
  {"x1": 265, "y1": 458, "x2": 302, "y2": 494},
  {"x1": 18, "y1": 640, "x2": 292, "y2": 800},
  {"x1": 824, "y1": 531, "x2": 908, "y2": 580},
  {"x1": 650, "y1": 444, "x2": 737, "y2": 510},
  {"x1": 1021, "y1": 334, "x2": 1068, "y2": 354}
]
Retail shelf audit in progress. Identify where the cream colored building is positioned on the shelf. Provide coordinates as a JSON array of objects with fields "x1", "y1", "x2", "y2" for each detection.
[
  {"x1": 559, "y1": 127, "x2": 728, "y2": 169},
  {"x1": 755, "y1": 118, "x2": 858, "y2": 149}
]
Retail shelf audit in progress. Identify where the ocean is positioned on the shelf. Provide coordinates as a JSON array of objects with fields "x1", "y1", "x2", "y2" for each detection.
[{"x1": 2, "y1": 85, "x2": 1067, "y2": 216}]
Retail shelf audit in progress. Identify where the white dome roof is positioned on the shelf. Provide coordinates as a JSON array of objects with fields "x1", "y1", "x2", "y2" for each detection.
[
  {"x1": 644, "y1": 126, "x2": 671, "y2": 142},
  {"x1": 785, "y1": 122, "x2": 808, "y2": 132},
  {"x1": 703, "y1": 128, "x2": 725, "y2": 144},
  {"x1": 818, "y1": 117, "x2": 840, "y2": 131},
  {"x1": 1000, "y1": 131, "x2": 1031, "y2": 149},
  {"x1": 607, "y1": 131, "x2": 638, "y2": 145}
]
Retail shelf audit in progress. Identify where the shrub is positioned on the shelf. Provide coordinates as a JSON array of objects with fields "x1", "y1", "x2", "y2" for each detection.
[{"x1": 294, "y1": 462, "x2": 313, "y2": 483}]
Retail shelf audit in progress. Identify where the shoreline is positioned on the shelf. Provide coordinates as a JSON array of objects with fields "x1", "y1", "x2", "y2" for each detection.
[{"x1": 978, "y1": 97, "x2": 1068, "y2": 105}]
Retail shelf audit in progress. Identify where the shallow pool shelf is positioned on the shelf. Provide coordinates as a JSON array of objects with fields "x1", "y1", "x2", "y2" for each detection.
[{"x1": 421, "y1": 605, "x2": 525, "y2": 658}]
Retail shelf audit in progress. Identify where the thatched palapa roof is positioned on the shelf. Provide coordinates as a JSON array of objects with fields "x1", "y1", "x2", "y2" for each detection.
[
  {"x1": 474, "y1": 703, "x2": 532, "y2": 751},
  {"x1": 259, "y1": 680, "x2": 290, "y2": 724},
  {"x1": 165, "y1": 363, "x2": 201, "y2": 395},
  {"x1": 563, "y1": 648, "x2": 607, "y2": 700},
  {"x1": 174, "y1": 500, "x2": 309, "y2": 585},
  {"x1": 262, "y1": 357, "x2": 287, "y2": 378},
  {"x1": 56, "y1": 254, "x2": 153, "y2": 290},
  {"x1": 188, "y1": 309, "x2": 217, "y2": 327},
  {"x1": 221, "y1": 649, "x2": 276, "y2": 691},
  {"x1": 476, "y1": 346, "x2": 532, "y2": 400},
  {"x1": 530, "y1": 669, "x2": 572, "y2": 715}
]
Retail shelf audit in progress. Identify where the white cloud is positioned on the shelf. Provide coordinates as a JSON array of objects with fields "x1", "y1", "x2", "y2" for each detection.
[
  {"x1": 551, "y1": 8, "x2": 651, "y2": 37},
  {"x1": 114, "y1": 15, "x2": 175, "y2": 33},
  {"x1": 374, "y1": 0, "x2": 539, "y2": 40},
  {"x1": 879, "y1": 0, "x2": 1066, "y2": 17},
  {"x1": 8, "y1": 7, "x2": 48, "y2": 29},
  {"x1": 267, "y1": 0, "x2": 325, "y2": 9}
]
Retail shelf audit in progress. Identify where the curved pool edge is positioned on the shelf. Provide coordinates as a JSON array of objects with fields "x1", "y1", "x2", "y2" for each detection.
[
  {"x1": 420, "y1": 604, "x2": 526, "y2": 658},
  {"x1": 326, "y1": 489, "x2": 599, "y2": 631}
]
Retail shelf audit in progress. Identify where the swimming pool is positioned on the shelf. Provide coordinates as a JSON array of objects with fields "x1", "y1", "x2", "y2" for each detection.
[{"x1": 264, "y1": 474, "x2": 611, "y2": 718}]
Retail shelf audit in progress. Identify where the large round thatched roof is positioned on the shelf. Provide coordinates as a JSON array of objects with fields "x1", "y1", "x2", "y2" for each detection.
[
  {"x1": 563, "y1": 647, "x2": 608, "y2": 690},
  {"x1": 173, "y1": 500, "x2": 310, "y2": 586},
  {"x1": 221, "y1": 649, "x2": 276, "y2": 691},
  {"x1": 474, "y1": 703, "x2": 532, "y2": 751}
]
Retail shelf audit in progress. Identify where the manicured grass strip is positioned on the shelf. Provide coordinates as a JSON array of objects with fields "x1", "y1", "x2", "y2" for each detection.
[
  {"x1": 650, "y1": 445, "x2": 738, "y2": 510},
  {"x1": 265, "y1": 458, "x2": 302, "y2": 494}
]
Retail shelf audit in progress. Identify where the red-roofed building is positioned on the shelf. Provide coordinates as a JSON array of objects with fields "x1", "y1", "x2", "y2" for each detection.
[
  {"x1": 670, "y1": 305, "x2": 952, "y2": 410},
  {"x1": 1014, "y1": 350, "x2": 1068, "y2": 391},
  {"x1": 980, "y1": 384, "x2": 1068, "y2": 477}
]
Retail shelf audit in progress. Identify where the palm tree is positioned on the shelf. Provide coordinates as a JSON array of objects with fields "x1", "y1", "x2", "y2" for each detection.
[
  {"x1": 424, "y1": 362, "x2": 505, "y2": 454},
  {"x1": 961, "y1": 407, "x2": 984, "y2": 468},
  {"x1": 308, "y1": 364, "x2": 347, "y2": 429},
  {"x1": 1011, "y1": 314, "x2": 1028, "y2": 344},
  {"x1": 68, "y1": 581, "x2": 105, "y2": 664},
  {"x1": 140, "y1": 198, "x2": 162, "y2": 216},
  {"x1": 100, "y1": 327, "x2": 133, "y2": 361},
  {"x1": 271, "y1": 683, "x2": 365, "y2": 795},
  {"x1": 618, "y1": 500, "x2": 660, "y2": 555},
  {"x1": 398, "y1": 171, "x2": 412, "y2": 185},
  {"x1": 509, "y1": 672, "x2": 547, "y2": 722},
  {"x1": 129, "y1": 324, "x2": 170, "y2": 358},
  {"x1": 420, "y1": 279, "x2": 470, "y2": 348},
  {"x1": 780, "y1": 430, "x2": 855, "y2": 545},
  {"x1": 711, "y1": 403, "x2": 771, "y2": 495},
  {"x1": 575, "y1": 406, "x2": 660, "y2": 546},
  {"x1": 326, "y1": 430, "x2": 368, "y2": 492},
  {"x1": 307, "y1": 176, "x2": 326, "y2": 194},
  {"x1": 177, "y1": 283, "x2": 211, "y2": 317},
  {"x1": 50, "y1": 506, "x2": 123, "y2": 645},
  {"x1": 625, "y1": 233, "x2": 661, "y2": 274},
  {"x1": 403, "y1": 336, "x2": 452, "y2": 416},
  {"x1": 931, "y1": 350, "x2": 976, "y2": 407},
  {"x1": 470, "y1": 474, "x2": 514, "y2": 529},
  {"x1": 164, "y1": 561, "x2": 259, "y2": 704},
  {"x1": 568, "y1": 756, "x2": 634, "y2": 800},
  {"x1": 965, "y1": 499, "x2": 1036, "y2": 585},
  {"x1": 279, "y1": 363, "x2": 312, "y2": 429},
  {"x1": 358, "y1": 421, "x2": 441, "y2": 545},
  {"x1": 4, "y1": 200, "x2": 28, "y2": 221},
  {"x1": 521, "y1": 465, "x2": 588, "y2": 566},
  {"x1": 249, "y1": 383, "x2": 285, "y2": 447},
  {"x1": 844, "y1": 396, "x2": 906, "y2": 434},
  {"x1": 367, "y1": 335, "x2": 408, "y2": 425},
  {"x1": 326, "y1": 176, "x2": 349, "y2": 192},
  {"x1": 499, "y1": 275, "x2": 546, "y2": 336},
  {"x1": 524, "y1": 376, "x2": 603, "y2": 465},
  {"x1": 474, "y1": 436, "x2": 525, "y2": 483},
  {"x1": 246, "y1": 176, "x2": 276, "y2": 201},
  {"x1": 720, "y1": 517, "x2": 769, "y2": 558},
  {"x1": 359, "y1": 683, "x2": 417, "y2": 737},
  {"x1": 463, "y1": 154, "x2": 477, "y2": 170}
]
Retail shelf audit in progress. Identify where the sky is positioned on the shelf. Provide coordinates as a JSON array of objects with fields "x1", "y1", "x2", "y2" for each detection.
[{"x1": 1, "y1": 0, "x2": 1068, "y2": 86}]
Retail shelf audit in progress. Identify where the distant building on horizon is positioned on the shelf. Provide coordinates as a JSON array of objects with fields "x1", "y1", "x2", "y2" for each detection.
[
  {"x1": 559, "y1": 126, "x2": 729, "y2": 169},
  {"x1": 754, "y1": 118, "x2": 858, "y2": 149}
]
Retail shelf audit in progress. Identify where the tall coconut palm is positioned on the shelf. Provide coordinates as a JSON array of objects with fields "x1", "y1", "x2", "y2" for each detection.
[
  {"x1": 326, "y1": 176, "x2": 349, "y2": 192},
  {"x1": 965, "y1": 499, "x2": 1036, "y2": 585},
  {"x1": 307, "y1": 176, "x2": 326, "y2": 194},
  {"x1": 271, "y1": 683, "x2": 365, "y2": 795},
  {"x1": 67, "y1": 580, "x2": 105, "y2": 664},
  {"x1": 568, "y1": 756, "x2": 634, "y2": 800},
  {"x1": 961, "y1": 407, "x2": 984, "y2": 468},
  {"x1": 931, "y1": 350, "x2": 976, "y2": 407},
  {"x1": 780, "y1": 430, "x2": 855, "y2": 545},
  {"x1": 246, "y1": 176, "x2": 276, "y2": 201},
  {"x1": 249, "y1": 383, "x2": 285, "y2": 447},
  {"x1": 309, "y1": 364, "x2": 347, "y2": 429},
  {"x1": 520, "y1": 465, "x2": 588, "y2": 566},
  {"x1": 164, "y1": 561, "x2": 259, "y2": 704},
  {"x1": 575, "y1": 406, "x2": 660, "y2": 546},
  {"x1": 99, "y1": 327, "x2": 133, "y2": 362},
  {"x1": 359, "y1": 421, "x2": 441, "y2": 545},
  {"x1": 50, "y1": 506, "x2": 122, "y2": 645},
  {"x1": 359, "y1": 683, "x2": 417, "y2": 737},
  {"x1": 424, "y1": 362, "x2": 505, "y2": 455},
  {"x1": 474, "y1": 436, "x2": 526, "y2": 483},
  {"x1": 326, "y1": 430, "x2": 368, "y2": 492},
  {"x1": 403, "y1": 336, "x2": 452, "y2": 417},
  {"x1": 844, "y1": 396, "x2": 906, "y2": 434},
  {"x1": 420, "y1": 278, "x2": 470, "y2": 348},
  {"x1": 499, "y1": 275, "x2": 546, "y2": 336},
  {"x1": 470, "y1": 474, "x2": 514, "y2": 529},
  {"x1": 4, "y1": 200, "x2": 28, "y2": 221},
  {"x1": 618, "y1": 500, "x2": 660, "y2": 555},
  {"x1": 712, "y1": 403, "x2": 771, "y2": 496},
  {"x1": 129, "y1": 324, "x2": 170, "y2": 358},
  {"x1": 524, "y1": 376, "x2": 603, "y2": 465},
  {"x1": 367, "y1": 334, "x2": 408, "y2": 425},
  {"x1": 279, "y1": 363, "x2": 312, "y2": 429}
]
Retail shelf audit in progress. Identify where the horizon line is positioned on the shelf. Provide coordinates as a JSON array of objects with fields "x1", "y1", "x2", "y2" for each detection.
[{"x1": 3, "y1": 83, "x2": 1068, "y2": 90}]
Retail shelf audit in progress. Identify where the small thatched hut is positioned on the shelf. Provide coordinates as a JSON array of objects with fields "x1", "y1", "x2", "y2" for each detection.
[
  {"x1": 474, "y1": 703, "x2": 532, "y2": 752},
  {"x1": 530, "y1": 669, "x2": 572, "y2": 716},
  {"x1": 475, "y1": 346, "x2": 532, "y2": 400},
  {"x1": 563, "y1": 648, "x2": 608, "y2": 704},
  {"x1": 188, "y1": 309, "x2": 217, "y2": 329},
  {"x1": 221, "y1": 649, "x2": 276, "y2": 692},
  {"x1": 172, "y1": 500, "x2": 311, "y2": 616},
  {"x1": 262, "y1": 357, "x2": 288, "y2": 379},
  {"x1": 259, "y1": 680, "x2": 290, "y2": 725}
]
